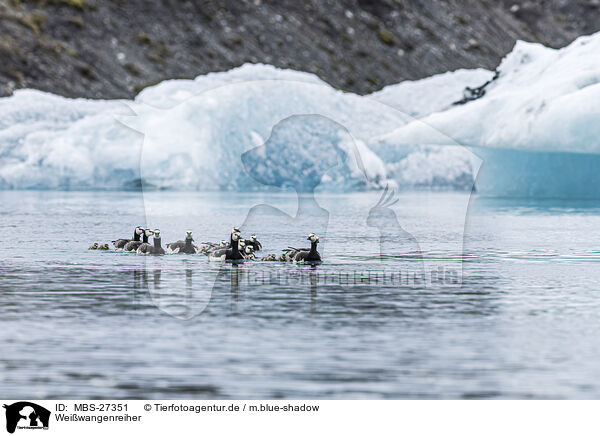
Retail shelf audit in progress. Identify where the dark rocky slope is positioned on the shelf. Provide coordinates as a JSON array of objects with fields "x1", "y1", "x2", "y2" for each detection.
[{"x1": 1, "y1": 0, "x2": 599, "y2": 98}]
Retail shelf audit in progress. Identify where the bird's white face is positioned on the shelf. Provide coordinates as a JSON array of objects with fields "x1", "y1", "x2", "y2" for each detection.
[
  {"x1": 232, "y1": 232, "x2": 240, "y2": 241},
  {"x1": 153, "y1": 229, "x2": 160, "y2": 238},
  {"x1": 220, "y1": 240, "x2": 227, "y2": 246},
  {"x1": 186, "y1": 231, "x2": 193, "y2": 239},
  {"x1": 135, "y1": 227, "x2": 143, "y2": 235},
  {"x1": 307, "y1": 233, "x2": 319, "y2": 243},
  {"x1": 251, "y1": 235, "x2": 257, "y2": 241},
  {"x1": 145, "y1": 229, "x2": 153, "y2": 237}
]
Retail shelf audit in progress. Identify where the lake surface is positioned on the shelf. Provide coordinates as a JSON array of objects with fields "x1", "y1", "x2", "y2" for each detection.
[{"x1": 1, "y1": 190, "x2": 600, "y2": 399}]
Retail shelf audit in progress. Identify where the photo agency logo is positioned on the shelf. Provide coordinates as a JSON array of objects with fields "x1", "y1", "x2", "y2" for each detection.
[
  {"x1": 3, "y1": 402, "x2": 50, "y2": 434},
  {"x1": 117, "y1": 78, "x2": 480, "y2": 319}
]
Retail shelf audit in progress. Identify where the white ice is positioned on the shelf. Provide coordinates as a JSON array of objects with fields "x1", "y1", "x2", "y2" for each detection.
[
  {"x1": 0, "y1": 63, "x2": 483, "y2": 191},
  {"x1": 378, "y1": 32, "x2": 600, "y2": 197},
  {"x1": 4, "y1": 28, "x2": 597, "y2": 198}
]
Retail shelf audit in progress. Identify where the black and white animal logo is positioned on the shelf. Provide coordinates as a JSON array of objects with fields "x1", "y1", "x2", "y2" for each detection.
[{"x1": 3, "y1": 402, "x2": 50, "y2": 434}]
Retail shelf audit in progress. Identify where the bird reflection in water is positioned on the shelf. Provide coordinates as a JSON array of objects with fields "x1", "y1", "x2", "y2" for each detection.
[{"x1": 131, "y1": 262, "x2": 322, "y2": 318}]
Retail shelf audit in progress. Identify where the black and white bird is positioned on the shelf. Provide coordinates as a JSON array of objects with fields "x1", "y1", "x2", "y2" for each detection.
[
  {"x1": 167, "y1": 231, "x2": 199, "y2": 254},
  {"x1": 137, "y1": 229, "x2": 165, "y2": 255},
  {"x1": 243, "y1": 235, "x2": 262, "y2": 251},
  {"x1": 124, "y1": 228, "x2": 153, "y2": 252},
  {"x1": 285, "y1": 233, "x2": 322, "y2": 263},
  {"x1": 112, "y1": 226, "x2": 143, "y2": 250},
  {"x1": 208, "y1": 228, "x2": 245, "y2": 262}
]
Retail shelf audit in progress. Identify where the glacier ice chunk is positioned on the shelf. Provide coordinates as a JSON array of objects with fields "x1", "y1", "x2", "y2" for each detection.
[
  {"x1": 378, "y1": 32, "x2": 600, "y2": 198},
  {"x1": 0, "y1": 63, "x2": 482, "y2": 191}
]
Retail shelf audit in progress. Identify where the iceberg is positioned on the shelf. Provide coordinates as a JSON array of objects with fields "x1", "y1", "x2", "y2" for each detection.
[
  {"x1": 4, "y1": 24, "x2": 598, "y2": 198},
  {"x1": 0, "y1": 64, "x2": 481, "y2": 191},
  {"x1": 378, "y1": 33, "x2": 600, "y2": 198},
  {"x1": 0, "y1": 90, "x2": 134, "y2": 189},
  {"x1": 130, "y1": 75, "x2": 413, "y2": 191}
]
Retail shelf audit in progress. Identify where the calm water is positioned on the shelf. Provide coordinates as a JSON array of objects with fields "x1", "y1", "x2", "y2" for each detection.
[{"x1": 1, "y1": 191, "x2": 600, "y2": 399}]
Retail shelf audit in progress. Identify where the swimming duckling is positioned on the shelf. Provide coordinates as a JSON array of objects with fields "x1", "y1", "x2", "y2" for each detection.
[
  {"x1": 281, "y1": 247, "x2": 302, "y2": 262},
  {"x1": 199, "y1": 239, "x2": 227, "y2": 255},
  {"x1": 243, "y1": 235, "x2": 262, "y2": 251},
  {"x1": 292, "y1": 233, "x2": 322, "y2": 263},
  {"x1": 243, "y1": 245, "x2": 257, "y2": 260},
  {"x1": 124, "y1": 228, "x2": 152, "y2": 252},
  {"x1": 261, "y1": 253, "x2": 278, "y2": 261},
  {"x1": 98, "y1": 243, "x2": 109, "y2": 250},
  {"x1": 208, "y1": 229, "x2": 244, "y2": 262},
  {"x1": 113, "y1": 226, "x2": 143, "y2": 250},
  {"x1": 199, "y1": 243, "x2": 215, "y2": 255},
  {"x1": 88, "y1": 242, "x2": 99, "y2": 250},
  {"x1": 137, "y1": 229, "x2": 165, "y2": 255},
  {"x1": 167, "y1": 231, "x2": 199, "y2": 254}
]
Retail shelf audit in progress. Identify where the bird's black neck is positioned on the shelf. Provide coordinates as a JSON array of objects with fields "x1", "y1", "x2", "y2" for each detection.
[
  {"x1": 142, "y1": 233, "x2": 149, "y2": 243},
  {"x1": 133, "y1": 230, "x2": 140, "y2": 241},
  {"x1": 309, "y1": 241, "x2": 318, "y2": 254},
  {"x1": 185, "y1": 238, "x2": 193, "y2": 249},
  {"x1": 154, "y1": 237, "x2": 162, "y2": 250},
  {"x1": 230, "y1": 232, "x2": 241, "y2": 254}
]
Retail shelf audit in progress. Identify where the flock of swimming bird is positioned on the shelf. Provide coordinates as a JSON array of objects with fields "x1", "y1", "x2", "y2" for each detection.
[{"x1": 89, "y1": 226, "x2": 322, "y2": 263}]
